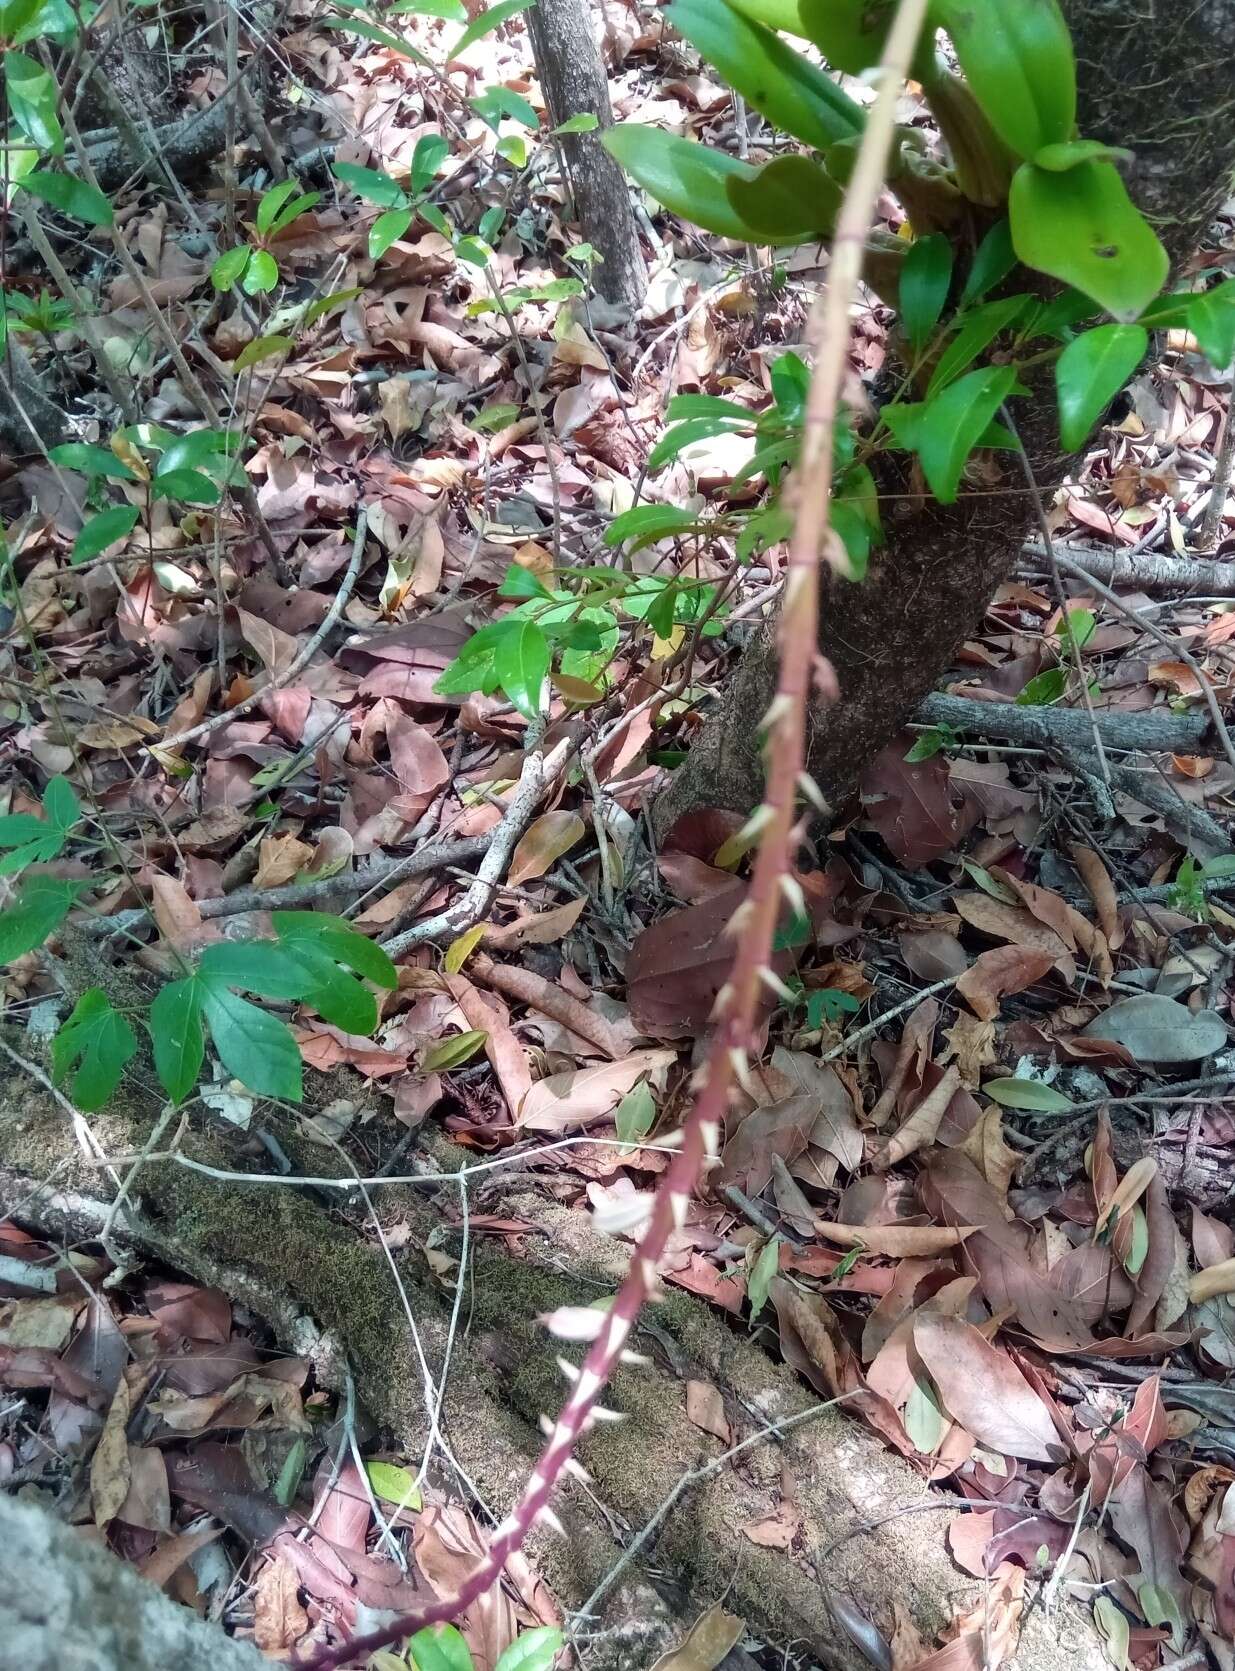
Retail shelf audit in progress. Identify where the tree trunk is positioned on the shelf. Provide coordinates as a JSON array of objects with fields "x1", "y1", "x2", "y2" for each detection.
[
  {"x1": 526, "y1": 0, "x2": 647, "y2": 314},
  {"x1": 656, "y1": 0, "x2": 1235, "y2": 834}
]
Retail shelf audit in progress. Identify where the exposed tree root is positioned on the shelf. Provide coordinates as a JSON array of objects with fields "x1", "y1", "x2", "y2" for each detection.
[{"x1": 0, "y1": 1076, "x2": 1109, "y2": 1670}]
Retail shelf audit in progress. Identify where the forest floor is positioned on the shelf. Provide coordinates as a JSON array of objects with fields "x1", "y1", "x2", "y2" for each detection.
[{"x1": 2, "y1": 4, "x2": 1235, "y2": 1670}]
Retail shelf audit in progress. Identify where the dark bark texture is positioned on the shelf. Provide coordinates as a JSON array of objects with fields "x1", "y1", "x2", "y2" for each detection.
[
  {"x1": 526, "y1": 0, "x2": 648, "y2": 313},
  {"x1": 656, "y1": 0, "x2": 1235, "y2": 833}
]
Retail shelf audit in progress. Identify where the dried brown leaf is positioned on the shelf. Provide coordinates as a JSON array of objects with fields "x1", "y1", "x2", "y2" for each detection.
[
  {"x1": 956, "y1": 946, "x2": 1057, "y2": 1021},
  {"x1": 913, "y1": 1315, "x2": 1062, "y2": 1461}
]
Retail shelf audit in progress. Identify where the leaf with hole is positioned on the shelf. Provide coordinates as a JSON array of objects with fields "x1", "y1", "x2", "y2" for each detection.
[
  {"x1": 917, "y1": 364, "x2": 1018, "y2": 504},
  {"x1": 900, "y1": 234, "x2": 953, "y2": 353},
  {"x1": 1056, "y1": 323, "x2": 1147, "y2": 450},
  {"x1": 668, "y1": 0, "x2": 861, "y2": 151},
  {"x1": 51, "y1": 988, "x2": 137, "y2": 1112},
  {"x1": 933, "y1": 0, "x2": 1075, "y2": 160},
  {"x1": 603, "y1": 124, "x2": 760, "y2": 243},
  {"x1": 72, "y1": 503, "x2": 139, "y2": 564},
  {"x1": 21, "y1": 169, "x2": 112, "y2": 226},
  {"x1": 1010, "y1": 160, "x2": 1167, "y2": 323}
]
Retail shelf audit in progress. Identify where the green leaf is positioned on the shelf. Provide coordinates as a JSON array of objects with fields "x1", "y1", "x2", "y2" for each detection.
[
  {"x1": 615, "y1": 1078, "x2": 655, "y2": 1146},
  {"x1": 496, "y1": 134, "x2": 527, "y2": 168},
  {"x1": 72, "y1": 503, "x2": 140, "y2": 563},
  {"x1": 1137, "y1": 1582, "x2": 1186, "y2": 1654},
  {"x1": 1187, "y1": 279, "x2": 1235, "y2": 370},
  {"x1": 51, "y1": 988, "x2": 137, "y2": 1112},
  {"x1": 960, "y1": 219, "x2": 1016, "y2": 309},
  {"x1": 551, "y1": 113, "x2": 598, "y2": 135},
  {"x1": 279, "y1": 940, "x2": 378, "y2": 1034},
  {"x1": 364, "y1": 1460, "x2": 423, "y2": 1511},
  {"x1": 389, "y1": 0, "x2": 466, "y2": 16},
  {"x1": 333, "y1": 160, "x2": 408, "y2": 208},
  {"x1": 156, "y1": 428, "x2": 241, "y2": 474},
  {"x1": 410, "y1": 131, "x2": 450, "y2": 195},
  {"x1": 408, "y1": 1624, "x2": 474, "y2": 1671},
  {"x1": 267, "y1": 190, "x2": 320, "y2": 236},
  {"x1": 1010, "y1": 160, "x2": 1168, "y2": 323},
  {"x1": 422, "y1": 1029, "x2": 487, "y2": 1071},
  {"x1": 917, "y1": 363, "x2": 1018, "y2": 504},
  {"x1": 904, "y1": 1371, "x2": 946, "y2": 1455},
  {"x1": 447, "y1": 0, "x2": 532, "y2": 60},
  {"x1": 325, "y1": 13, "x2": 431, "y2": 61},
  {"x1": 603, "y1": 124, "x2": 759, "y2": 243},
  {"x1": 983, "y1": 1076, "x2": 1075, "y2": 1112},
  {"x1": 1056, "y1": 607, "x2": 1097, "y2": 651},
  {"x1": 494, "y1": 1628, "x2": 564, "y2": 1671},
  {"x1": 798, "y1": 0, "x2": 927, "y2": 76},
  {"x1": 605, "y1": 505, "x2": 702, "y2": 548},
  {"x1": 1056, "y1": 324, "x2": 1147, "y2": 451},
  {"x1": 1015, "y1": 666, "x2": 1067, "y2": 706},
  {"x1": 48, "y1": 442, "x2": 135, "y2": 481},
  {"x1": 668, "y1": 0, "x2": 861, "y2": 151},
  {"x1": 41, "y1": 776, "x2": 79, "y2": 832},
  {"x1": 150, "y1": 977, "x2": 206, "y2": 1104},
  {"x1": 933, "y1": 0, "x2": 1075, "y2": 160},
  {"x1": 302, "y1": 286, "x2": 364, "y2": 327},
  {"x1": 199, "y1": 979, "x2": 303, "y2": 1100},
  {"x1": 469, "y1": 85, "x2": 537, "y2": 130},
  {"x1": 5, "y1": 51, "x2": 63, "y2": 155},
  {"x1": 0, "y1": 876, "x2": 80, "y2": 962},
  {"x1": 900, "y1": 234, "x2": 953, "y2": 353},
  {"x1": 770, "y1": 350, "x2": 809, "y2": 422},
  {"x1": 369, "y1": 206, "x2": 413, "y2": 258},
  {"x1": 21, "y1": 169, "x2": 113, "y2": 227},
  {"x1": 211, "y1": 245, "x2": 251, "y2": 291},
  {"x1": 241, "y1": 249, "x2": 280, "y2": 294},
  {"x1": 150, "y1": 468, "x2": 221, "y2": 504},
  {"x1": 256, "y1": 178, "x2": 300, "y2": 236},
  {"x1": 647, "y1": 415, "x2": 745, "y2": 473},
  {"x1": 666, "y1": 393, "x2": 755, "y2": 424},
  {"x1": 272, "y1": 912, "x2": 397, "y2": 988},
  {"x1": 0, "y1": 812, "x2": 63, "y2": 874},
  {"x1": 498, "y1": 564, "x2": 553, "y2": 601},
  {"x1": 198, "y1": 940, "x2": 316, "y2": 999},
  {"x1": 747, "y1": 1235, "x2": 780, "y2": 1322},
  {"x1": 805, "y1": 987, "x2": 860, "y2": 1027},
  {"x1": 726, "y1": 152, "x2": 841, "y2": 243},
  {"x1": 927, "y1": 295, "x2": 1029, "y2": 396},
  {"x1": 494, "y1": 617, "x2": 548, "y2": 721}
]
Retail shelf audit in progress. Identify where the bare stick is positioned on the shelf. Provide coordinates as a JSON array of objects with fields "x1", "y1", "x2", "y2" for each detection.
[{"x1": 293, "y1": 4, "x2": 931, "y2": 1664}]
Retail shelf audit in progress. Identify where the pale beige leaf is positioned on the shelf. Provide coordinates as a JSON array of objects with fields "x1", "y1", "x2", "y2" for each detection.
[
  {"x1": 238, "y1": 607, "x2": 300, "y2": 679},
  {"x1": 254, "y1": 1552, "x2": 309, "y2": 1654},
  {"x1": 520, "y1": 1049, "x2": 676, "y2": 1131},
  {"x1": 650, "y1": 1603, "x2": 744, "y2": 1671},
  {"x1": 685, "y1": 1380, "x2": 731, "y2": 1443},
  {"x1": 1190, "y1": 1257, "x2": 1235, "y2": 1304},
  {"x1": 871, "y1": 1064, "x2": 962, "y2": 1172},
  {"x1": 91, "y1": 1376, "x2": 133, "y2": 1526},
  {"x1": 913, "y1": 1314, "x2": 1060, "y2": 1461},
  {"x1": 255, "y1": 833, "x2": 315, "y2": 890},
  {"x1": 812, "y1": 1222, "x2": 976, "y2": 1256}
]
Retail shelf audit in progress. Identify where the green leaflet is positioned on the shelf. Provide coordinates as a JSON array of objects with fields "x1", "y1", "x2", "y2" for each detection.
[
  {"x1": 52, "y1": 988, "x2": 138, "y2": 1112},
  {"x1": 602, "y1": 124, "x2": 760, "y2": 243},
  {"x1": 916, "y1": 363, "x2": 1018, "y2": 504},
  {"x1": 934, "y1": 0, "x2": 1075, "y2": 160},
  {"x1": 1055, "y1": 323, "x2": 1147, "y2": 450},
  {"x1": 1010, "y1": 160, "x2": 1168, "y2": 323},
  {"x1": 726, "y1": 154, "x2": 842, "y2": 243}
]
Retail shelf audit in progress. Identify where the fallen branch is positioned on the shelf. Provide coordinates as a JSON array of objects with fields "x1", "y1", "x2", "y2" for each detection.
[
  {"x1": 915, "y1": 693, "x2": 1211, "y2": 754},
  {"x1": 1022, "y1": 541, "x2": 1235, "y2": 596}
]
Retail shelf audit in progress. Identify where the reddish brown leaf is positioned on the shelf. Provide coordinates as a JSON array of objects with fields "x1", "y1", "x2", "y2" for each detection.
[
  {"x1": 913, "y1": 1315, "x2": 1063, "y2": 1460},
  {"x1": 860, "y1": 743, "x2": 977, "y2": 868},
  {"x1": 507, "y1": 810, "x2": 586, "y2": 886},
  {"x1": 955, "y1": 946, "x2": 1057, "y2": 1021}
]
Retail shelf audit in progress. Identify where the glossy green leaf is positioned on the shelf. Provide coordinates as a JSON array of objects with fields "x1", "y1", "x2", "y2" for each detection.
[
  {"x1": 746, "y1": 1235, "x2": 780, "y2": 1322},
  {"x1": 150, "y1": 977, "x2": 205, "y2": 1104},
  {"x1": 422, "y1": 1029, "x2": 487, "y2": 1071},
  {"x1": 498, "y1": 564, "x2": 554, "y2": 599},
  {"x1": 0, "y1": 876, "x2": 79, "y2": 962},
  {"x1": 927, "y1": 295, "x2": 1028, "y2": 395},
  {"x1": 42, "y1": 776, "x2": 79, "y2": 833},
  {"x1": 668, "y1": 0, "x2": 861, "y2": 151},
  {"x1": 278, "y1": 940, "x2": 378, "y2": 1035},
  {"x1": 48, "y1": 442, "x2": 135, "y2": 481},
  {"x1": 494, "y1": 617, "x2": 549, "y2": 721},
  {"x1": 1010, "y1": 160, "x2": 1168, "y2": 323},
  {"x1": 1056, "y1": 323, "x2": 1147, "y2": 450},
  {"x1": 333, "y1": 160, "x2": 408, "y2": 208},
  {"x1": 156, "y1": 428, "x2": 240, "y2": 473},
  {"x1": 302, "y1": 286, "x2": 364, "y2": 327},
  {"x1": 199, "y1": 980, "x2": 303, "y2": 1100},
  {"x1": 272, "y1": 911, "x2": 397, "y2": 989},
  {"x1": 603, "y1": 124, "x2": 759, "y2": 243},
  {"x1": 934, "y1": 0, "x2": 1075, "y2": 160},
  {"x1": 496, "y1": 133, "x2": 527, "y2": 168},
  {"x1": 900, "y1": 234, "x2": 953, "y2": 352},
  {"x1": 21, "y1": 170, "x2": 113, "y2": 226},
  {"x1": 231, "y1": 334, "x2": 294, "y2": 374},
  {"x1": 198, "y1": 940, "x2": 315, "y2": 999},
  {"x1": 408, "y1": 1624, "x2": 473, "y2": 1671},
  {"x1": 266, "y1": 190, "x2": 320, "y2": 235},
  {"x1": 646, "y1": 414, "x2": 744, "y2": 472},
  {"x1": 1187, "y1": 279, "x2": 1235, "y2": 370},
  {"x1": 1033, "y1": 139, "x2": 1131, "y2": 173},
  {"x1": 724, "y1": 0, "x2": 809, "y2": 34},
  {"x1": 917, "y1": 363, "x2": 1018, "y2": 504},
  {"x1": 410, "y1": 131, "x2": 450, "y2": 195},
  {"x1": 389, "y1": 0, "x2": 466, "y2": 15},
  {"x1": 325, "y1": 13, "x2": 430, "y2": 62},
  {"x1": 469, "y1": 85, "x2": 537, "y2": 130},
  {"x1": 51, "y1": 987, "x2": 137, "y2": 1112},
  {"x1": 798, "y1": 0, "x2": 927, "y2": 75},
  {"x1": 983, "y1": 1076, "x2": 1075, "y2": 1112},
  {"x1": 667, "y1": 393, "x2": 754, "y2": 424},
  {"x1": 960, "y1": 219, "x2": 1015, "y2": 309},
  {"x1": 1016, "y1": 666, "x2": 1067, "y2": 706},
  {"x1": 211, "y1": 245, "x2": 251, "y2": 291},
  {"x1": 5, "y1": 51, "x2": 63, "y2": 155},
  {"x1": 605, "y1": 505, "x2": 702, "y2": 548},
  {"x1": 448, "y1": 0, "x2": 532, "y2": 60},
  {"x1": 726, "y1": 153, "x2": 841, "y2": 243},
  {"x1": 256, "y1": 178, "x2": 301, "y2": 236},
  {"x1": 241, "y1": 249, "x2": 279, "y2": 294},
  {"x1": 370, "y1": 206, "x2": 413, "y2": 258},
  {"x1": 72, "y1": 503, "x2": 140, "y2": 563},
  {"x1": 551, "y1": 113, "x2": 598, "y2": 135},
  {"x1": 365, "y1": 1460, "x2": 422, "y2": 1512},
  {"x1": 150, "y1": 467, "x2": 221, "y2": 504},
  {"x1": 494, "y1": 1628, "x2": 564, "y2": 1671}
]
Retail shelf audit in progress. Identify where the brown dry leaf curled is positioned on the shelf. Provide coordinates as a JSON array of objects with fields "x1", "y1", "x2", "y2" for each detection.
[
  {"x1": 871, "y1": 1064, "x2": 962, "y2": 1172},
  {"x1": 956, "y1": 946, "x2": 1056, "y2": 1021}
]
